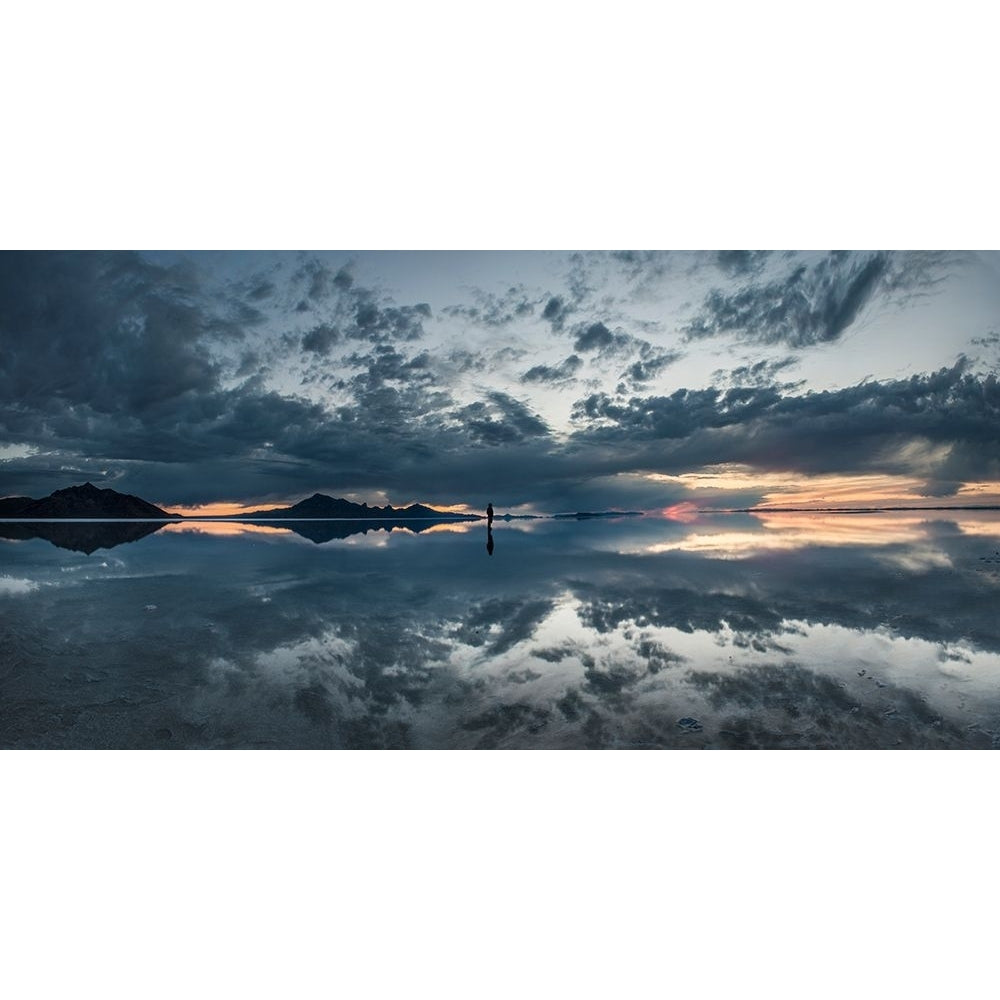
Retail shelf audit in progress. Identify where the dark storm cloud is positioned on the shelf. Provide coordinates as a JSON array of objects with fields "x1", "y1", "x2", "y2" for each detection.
[
  {"x1": 610, "y1": 250, "x2": 672, "y2": 282},
  {"x1": 689, "y1": 251, "x2": 961, "y2": 349},
  {"x1": 972, "y1": 331, "x2": 1000, "y2": 373},
  {"x1": 349, "y1": 298, "x2": 431, "y2": 343},
  {"x1": 441, "y1": 254, "x2": 671, "y2": 349},
  {"x1": 96, "y1": 407, "x2": 559, "y2": 508},
  {"x1": 332, "y1": 265, "x2": 354, "y2": 291},
  {"x1": 0, "y1": 252, "x2": 496, "y2": 505},
  {"x1": 573, "y1": 321, "x2": 617, "y2": 353},
  {"x1": 301, "y1": 323, "x2": 341, "y2": 355},
  {"x1": 574, "y1": 384, "x2": 783, "y2": 441},
  {"x1": 571, "y1": 360, "x2": 1000, "y2": 481},
  {"x1": 2, "y1": 251, "x2": 992, "y2": 514},
  {"x1": 879, "y1": 250, "x2": 956, "y2": 301},
  {"x1": 620, "y1": 350, "x2": 682, "y2": 385},
  {"x1": 444, "y1": 345, "x2": 528, "y2": 376},
  {"x1": 247, "y1": 279, "x2": 276, "y2": 301},
  {"x1": 566, "y1": 251, "x2": 674, "y2": 306},
  {"x1": 486, "y1": 392, "x2": 550, "y2": 438},
  {"x1": 200, "y1": 350, "x2": 556, "y2": 497},
  {"x1": 521, "y1": 355, "x2": 583, "y2": 384},
  {"x1": 542, "y1": 294, "x2": 572, "y2": 331},
  {"x1": 235, "y1": 350, "x2": 264, "y2": 378},
  {"x1": 289, "y1": 258, "x2": 430, "y2": 343},
  {"x1": 17, "y1": 328, "x2": 976, "y2": 511},
  {"x1": 3, "y1": 373, "x2": 327, "y2": 473},
  {"x1": 457, "y1": 391, "x2": 550, "y2": 446},
  {"x1": 0, "y1": 251, "x2": 230, "y2": 423},
  {"x1": 686, "y1": 251, "x2": 891, "y2": 346},
  {"x1": 292, "y1": 257, "x2": 353, "y2": 305},
  {"x1": 713, "y1": 356, "x2": 799, "y2": 388},
  {"x1": 714, "y1": 250, "x2": 770, "y2": 276},
  {"x1": 341, "y1": 345, "x2": 437, "y2": 391},
  {"x1": 0, "y1": 259, "x2": 314, "y2": 493},
  {"x1": 442, "y1": 285, "x2": 538, "y2": 327},
  {"x1": 561, "y1": 252, "x2": 688, "y2": 319},
  {"x1": 569, "y1": 321, "x2": 681, "y2": 389}
]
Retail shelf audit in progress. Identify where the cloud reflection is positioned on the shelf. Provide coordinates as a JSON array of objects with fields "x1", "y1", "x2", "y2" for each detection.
[
  {"x1": 2, "y1": 512, "x2": 999, "y2": 748},
  {"x1": 625, "y1": 510, "x2": 1000, "y2": 557},
  {"x1": 164, "y1": 521, "x2": 292, "y2": 538}
]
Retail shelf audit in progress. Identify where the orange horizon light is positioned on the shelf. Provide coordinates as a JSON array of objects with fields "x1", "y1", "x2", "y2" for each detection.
[
  {"x1": 165, "y1": 501, "x2": 293, "y2": 517},
  {"x1": 660, "y1": 502, "x2": 700, "y2": 523}
]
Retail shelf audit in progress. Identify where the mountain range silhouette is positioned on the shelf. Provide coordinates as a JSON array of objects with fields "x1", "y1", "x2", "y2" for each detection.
[
  {"x1": 0, "y1": 482, "x2": 177, "y2": 519},
  {"x1": 236, "y1": 493, "x2": 477, "y2": 521},
  {"x1": 0, "y1": 483, "x2": 479, "y2": 521}
]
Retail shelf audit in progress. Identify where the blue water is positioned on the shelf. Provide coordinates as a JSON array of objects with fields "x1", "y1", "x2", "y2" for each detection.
[{"x1": 2, "y1": 511, "x2": 999, "y2": 748}]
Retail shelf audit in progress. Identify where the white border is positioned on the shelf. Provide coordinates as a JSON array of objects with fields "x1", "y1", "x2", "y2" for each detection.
[{"x1": 2, "y1": 4, "x2": 993, "y2": 997}]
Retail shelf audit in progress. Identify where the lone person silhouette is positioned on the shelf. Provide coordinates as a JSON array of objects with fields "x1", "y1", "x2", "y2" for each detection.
[{"x1": 486, "y1": 502, "x2": 494, "y2": 527}]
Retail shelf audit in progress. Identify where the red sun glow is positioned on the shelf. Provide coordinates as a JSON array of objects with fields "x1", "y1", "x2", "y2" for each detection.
[{"x1": 661, "y1": 502, "x2": 700, "y2": 523}]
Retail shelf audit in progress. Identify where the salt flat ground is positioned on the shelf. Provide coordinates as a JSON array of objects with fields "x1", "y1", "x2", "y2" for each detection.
[{"x1": 2, "y1": 511, "x2": 999, "y2": 749}]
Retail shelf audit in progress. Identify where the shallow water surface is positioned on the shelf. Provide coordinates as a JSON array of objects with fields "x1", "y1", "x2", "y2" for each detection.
[{"x1": 2, "y1": 511, "x2": 999, "y2": 748}]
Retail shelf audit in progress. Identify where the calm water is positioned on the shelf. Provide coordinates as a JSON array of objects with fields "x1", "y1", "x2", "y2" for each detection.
[{"x1": 2, "y1": 511, "x2": 1000, "y2": 749}]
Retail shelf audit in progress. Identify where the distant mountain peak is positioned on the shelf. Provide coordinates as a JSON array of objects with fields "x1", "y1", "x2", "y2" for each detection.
[
  {"x1": 13, "y1": 482, "x2": 177, "y2": 520},
  {"x1": 55, "y1": 481, "x2": 103, "y2": 495},
  {"x1": 240, "y1": 493, "x2": 478, "y2": 521},
  {"x1": 5, "y1": 483, "x2": 479, "y2": 523}
]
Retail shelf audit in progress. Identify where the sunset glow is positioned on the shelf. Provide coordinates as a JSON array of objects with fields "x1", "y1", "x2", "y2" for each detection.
[
  {"x1": 621, "y1": 509, "x2": 1000, "y2": 559},
  {"x1": 418, "y1": 520, "x2": 480, "y2": 534},
  {"x1": 163, "y1": 521, "x2": 292, "y2": 538},
  {"x1": 166, "y1": 502, "x2": 288, "y2": 518},
  {"x1": 645, "y1": 468, "x2": 1000, "y2": 511},
  {"x1": 659, "y1": 502, "x2": 700, "y2": 522}
]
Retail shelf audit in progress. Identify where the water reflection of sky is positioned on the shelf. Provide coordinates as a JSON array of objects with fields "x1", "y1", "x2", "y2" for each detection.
[{"x1": 2, "y1": 511, "x2": 999, "y2": 748}]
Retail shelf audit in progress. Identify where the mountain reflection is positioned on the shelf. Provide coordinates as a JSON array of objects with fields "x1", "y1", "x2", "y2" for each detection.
[
  {"x1": 0, "y1": 520, "x2": 167, "y2": 554},
  {"x1": 163, "y1": 518, "x2": 478, "y2": 544},
  {"x1": 2, "y1": 511, "x2": 999, "y2": 748},
  {"x1": 0, "y1": 515, "x2": 483, "y2": 553}
]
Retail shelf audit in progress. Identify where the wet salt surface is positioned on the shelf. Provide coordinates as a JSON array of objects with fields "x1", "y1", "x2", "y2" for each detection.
[{"x1": 2, "y1": 511, "x2": 1000, "y2": 749}]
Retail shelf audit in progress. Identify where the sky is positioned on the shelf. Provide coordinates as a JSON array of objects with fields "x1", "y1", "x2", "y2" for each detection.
[{"x1": 1, "y1": 249, "x2": 999, "y2": 515}]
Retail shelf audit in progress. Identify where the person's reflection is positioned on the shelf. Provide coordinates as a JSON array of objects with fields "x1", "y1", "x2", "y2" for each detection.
[{"x1": 486, "y1": 524, "x2": 495, "y2": 556}]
